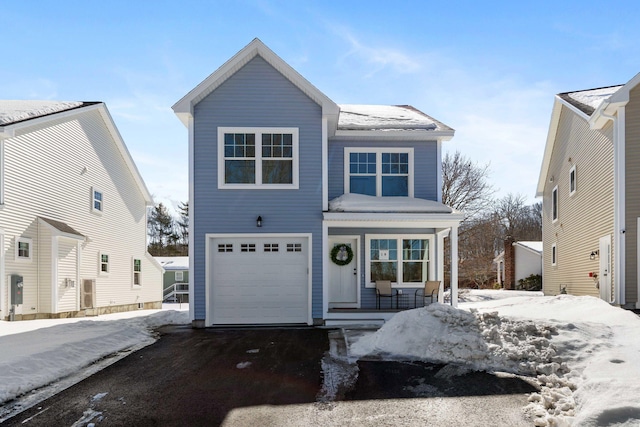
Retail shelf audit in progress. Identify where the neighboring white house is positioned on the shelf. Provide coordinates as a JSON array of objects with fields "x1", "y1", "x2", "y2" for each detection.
[
  {"x1": 0, "y1": 101, "x2": 163, "y2": 320},
  {"x1": 494, "y1": 240, "x2": 542, "y2": 289}
]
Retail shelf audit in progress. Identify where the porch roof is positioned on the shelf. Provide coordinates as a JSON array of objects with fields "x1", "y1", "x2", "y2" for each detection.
[
  {"x1": 38, "y1": 217, "x2": 85, "y2": 240},
  {"x1": 325, "y1": 194, "x2": 463, "y2": 224}
]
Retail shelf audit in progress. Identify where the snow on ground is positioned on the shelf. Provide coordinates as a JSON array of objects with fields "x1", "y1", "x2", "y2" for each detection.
[
  {"x1": 0, "y1": 304, "x2": 189, "y2": 410},
  {"x1": 2, "y1": 293, "x2": 640, "y2": 426},
  {"x1": 348, "y1": 290, "x2": 640, "y2": 426}
]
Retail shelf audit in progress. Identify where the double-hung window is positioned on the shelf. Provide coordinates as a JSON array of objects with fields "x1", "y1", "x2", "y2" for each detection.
[
  {"x1": 366, "y1": 235, "x2": 433, "y2": 287},
  {"x1": 218, "y1": 127, "x2": 299, "y2": 189},
  {"x1": 99, "y1": 253, "x2": 109, "y2": 274},
  {"x1": 92, "y1": 187, "x2": 103, "y2": 214},
  {"x1": 133, "y1": 258, "x2": 142, "y2": 286},
  {"x1": 345, "y1": 148, "x2": 413, "y2": 197}
]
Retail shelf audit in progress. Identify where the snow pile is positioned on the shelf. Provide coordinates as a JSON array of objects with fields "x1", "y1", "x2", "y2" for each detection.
[
  {"x1": 349, "y1": 292, "x2": 640, "y2": 426},
  {"x1": 0, "y1": 101, "x2": 83, "y2": 125},
  {"x1": 0, "y1": 309, "x2": 189, "y2": 405},
  {"x1": 350, "y1": 303, "x2": 562, "y2": 376}
]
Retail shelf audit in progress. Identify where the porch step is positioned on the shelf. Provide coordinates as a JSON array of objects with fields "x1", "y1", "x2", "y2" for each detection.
[{"x1": 324, "y1": 319, "x2": 385, "y2": 327}]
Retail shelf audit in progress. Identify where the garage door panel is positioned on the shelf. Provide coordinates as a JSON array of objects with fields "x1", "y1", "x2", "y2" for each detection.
[{"x1": 210, "y1": 236, "x2": 309, "y2": 325}]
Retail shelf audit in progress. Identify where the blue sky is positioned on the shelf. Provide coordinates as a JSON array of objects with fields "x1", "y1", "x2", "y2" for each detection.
[{"x1": 3, "y1": 1, "x2": 639, "y2": 211}]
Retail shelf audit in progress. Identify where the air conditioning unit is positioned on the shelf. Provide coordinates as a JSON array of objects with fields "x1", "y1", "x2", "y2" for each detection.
[{"x1": 81, "y1": 279, "x2": 95, "y2": 309}]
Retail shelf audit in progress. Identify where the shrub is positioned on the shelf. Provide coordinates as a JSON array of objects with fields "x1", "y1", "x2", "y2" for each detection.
[{"x1": 518, "y1": 274, "x2": 542, "y2": 291}]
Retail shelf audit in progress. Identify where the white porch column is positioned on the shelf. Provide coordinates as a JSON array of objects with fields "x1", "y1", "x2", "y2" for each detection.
[
  {"x1": 450, "y1": 225, "x2": 459, "y2": 307},
  {"x1": 437, "y1": 229, "x2": 448, "y2": 303}
]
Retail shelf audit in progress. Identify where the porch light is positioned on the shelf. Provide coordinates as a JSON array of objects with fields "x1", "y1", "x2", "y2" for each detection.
[
  {"x1": 590, "y1": 250, "x2": 599, "y2": 260},
  {"x1": 257, "y1": 216, "x2": 262, "y2": 228}
]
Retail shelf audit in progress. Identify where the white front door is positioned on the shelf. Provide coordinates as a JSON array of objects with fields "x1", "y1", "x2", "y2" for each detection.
[
  {"x1": 328, "y1": 237, "x2": 359, "y2": 308},
  {"x1": 599, "y1": 235, "x2": 612, "y2": 302}
]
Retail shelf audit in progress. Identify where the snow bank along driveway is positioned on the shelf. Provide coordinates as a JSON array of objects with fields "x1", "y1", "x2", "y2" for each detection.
[{"x1": 347, "y1": 293, "x2": 640, "y2": 427}]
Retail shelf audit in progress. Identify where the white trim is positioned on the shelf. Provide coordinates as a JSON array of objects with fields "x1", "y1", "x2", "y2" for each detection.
[
  {"x1": 322, "y1": 117, "x2": 328, "y2": 211},
  {"x1": 613, "y1": 106, "x2": 625, "y2": 306},
  {"x1": 323, "y1": 212, "x2": 465, "y2": 227},
  {"x1": 217, "y1": 127, "x2": 299, "y2": 189},
  {"x1": 172, "y1": 38, "x2": 340, "y2": 130},
  {"x1": 15, "y1": 236, "x2": 33, "y2": 262},
  {"x1": 551, "y1": 243, "x2": 557, "y2": 266},
  {"x1": 569, "y1": 164, "x2": 577, "y2": 196},
  {"x1": 333, "y1": 129, "x2": 454, "y2": 141},
  {"x1": 436, "y1": 140, "x2": 443, "y2": 202},
  {"x1": 551, "y1": 185, "x2": 559, "y2": 223},
  {"x1": 328, "y1": 235, "x2": 361, "y2": 308},
  {"x1": 637, "y1": 218, "x2": 640, "y2": 309},
  {"x1": 0, "y1": 229, "x2": 5, "y2": 317},
  {"x1": 0, "y1": 140, "x2": 4, "y2": 205},
  {"x1": 188, "y1": 116, "x2": 195, "y2": 322},
  {"x1": 51, "y1": 236, "x2": 58, "y2": 313},
  {"x1": 205, "y1": 233, "x2": 313, "y2": 326},
  {"x1": 343, "y1": 147, "x2": 414, "y2": 197},
  {"x1": 364, "y1": 234, "x2": 434, "y2": 288},
  {"x1": 450, "y1": 225, "x2": 458, "y2": 307}
]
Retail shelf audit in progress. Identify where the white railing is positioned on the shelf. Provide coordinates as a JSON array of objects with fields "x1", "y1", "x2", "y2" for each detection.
[{"x1": 163, "y1": 282, "x2": 189, "y2": 302}]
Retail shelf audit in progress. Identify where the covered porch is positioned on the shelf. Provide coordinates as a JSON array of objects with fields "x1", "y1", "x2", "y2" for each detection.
[{"x1": 322, "y1": 194, "x2": 463, "y2": 325}]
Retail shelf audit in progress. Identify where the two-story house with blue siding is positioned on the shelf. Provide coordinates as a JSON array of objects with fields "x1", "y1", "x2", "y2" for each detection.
[{"x1": 173, "y1": 39, "x2": 463, "y2": 327}]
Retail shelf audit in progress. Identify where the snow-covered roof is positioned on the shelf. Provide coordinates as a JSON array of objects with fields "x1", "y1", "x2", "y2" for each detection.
[
  {"x1": 329, "y1": 193, "x2": 453, "y2": 213},
  {"x1": 558, "y1": 85, "x2": 622, "y2": 116},
  {"x1": 515, "y1": 241, "x2": 543, "y2": 253},
  {"x1": 338, "y1": 104, "x2": 451, "y2": 132},
  {"x1": 155, "y1": 256, "x2": 189, "y2": 270},
  {"x1": 0, "y1": 100, "x2": 89, "y2": 126}
]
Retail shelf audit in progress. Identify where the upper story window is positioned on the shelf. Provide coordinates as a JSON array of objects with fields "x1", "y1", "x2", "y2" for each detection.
[
  {"x1": 569, "y1": 165, "x2": 576, "y2": 196},
  {"x1": 552, "y1": 186, "x2": 558, "y2": 222},
  {"x1": 92, "y1": 187, "x2": 103, "y2": 214},
  {"x1": 175, "y1": 271, "x2": 184, "y2": 281},
  {"x1": 551, "y1": 243, "x2": 557, "y2": 266},
  {"x1": 16, "y1": 237, "x2": 32, "y2": 262},
  {"x1": 218, "y1": 127, "x2": 299, "y2": 189},
  {"x1": 344, "y1": 148, "x2": 413, "y2": 197}
]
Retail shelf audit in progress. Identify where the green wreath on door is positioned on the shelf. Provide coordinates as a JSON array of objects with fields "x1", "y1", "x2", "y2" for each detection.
[{"x1": 330, "y1": 244, "x2": 354, "y2": 266}]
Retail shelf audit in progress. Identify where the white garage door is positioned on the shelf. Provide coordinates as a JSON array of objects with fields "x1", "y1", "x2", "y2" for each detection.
[{"x1": 210, "y1": 236, "x2": 309, "y2": 325}]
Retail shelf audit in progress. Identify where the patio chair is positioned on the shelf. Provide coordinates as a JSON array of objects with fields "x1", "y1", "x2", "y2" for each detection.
[
  {"x1": 375, "y1": 280, "x2": 398, "y2": 309},
  {"x1": 415, "y1": 280, "x2": 440, "y2": 307}
]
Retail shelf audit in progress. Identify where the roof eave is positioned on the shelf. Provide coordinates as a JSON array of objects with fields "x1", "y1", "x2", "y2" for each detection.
[
  {"x1": 536, "y1": 97, "x2": 565, "y2": 197},
  {"x1": 172, "y1": 38, "x2": 339, "y2": 127},
  {"x1": 333, "y1": 129, "x2": 455, "y2": 141}
]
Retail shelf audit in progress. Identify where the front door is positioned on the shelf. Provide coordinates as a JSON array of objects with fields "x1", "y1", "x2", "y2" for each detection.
[
  {"x1": 599, "y1": 235, "x2": 612, "y2": 303},
  {"x1": 328, "y1": 237, "x2": 359, "y2": 308}
]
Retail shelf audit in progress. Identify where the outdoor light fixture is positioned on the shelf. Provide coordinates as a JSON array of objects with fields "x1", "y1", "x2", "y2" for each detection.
[
  {"x1": 590, "y1": 250, "x2": 599, "y2": 260},
  {"x1": 257, "y1": 216, "x2": 262, "y2": 228}
]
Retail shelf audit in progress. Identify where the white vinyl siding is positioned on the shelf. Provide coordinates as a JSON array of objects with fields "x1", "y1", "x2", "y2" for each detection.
[{"x1": 0, "y1": 107, "x2": 162, "y2": 318}]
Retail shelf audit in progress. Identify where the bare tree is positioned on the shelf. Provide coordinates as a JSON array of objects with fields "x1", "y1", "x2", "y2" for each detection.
[
  {"x1": 494, "y1": 194, "x2": 542, "y2": 241},
  {"x1": 442, "y1": 151, "x2": 494, "y2": 218}
]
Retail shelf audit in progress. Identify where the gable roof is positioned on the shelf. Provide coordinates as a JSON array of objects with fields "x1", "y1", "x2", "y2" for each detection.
[
  {"x1": 515, "y1": 241, "x2": 543, "y2": 254},
  {"x1": 173, "y1": 38, "x2": 340, "y2": 129},
  {"x1": 536, "y1": 72, "x2": 640, "y2": 196},
  {"x1": 0, "y1": 101, "x2": 154, "y2": 205}
]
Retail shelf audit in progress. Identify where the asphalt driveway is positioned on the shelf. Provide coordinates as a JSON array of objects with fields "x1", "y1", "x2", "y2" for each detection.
[{"x1": 3, "y1": 326, "x2": 536, "y2": 426}]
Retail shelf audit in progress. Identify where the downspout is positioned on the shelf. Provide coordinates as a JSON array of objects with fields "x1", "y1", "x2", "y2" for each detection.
[{"x1": 600, "y1": 107, "x2": 625, "y2": 305}]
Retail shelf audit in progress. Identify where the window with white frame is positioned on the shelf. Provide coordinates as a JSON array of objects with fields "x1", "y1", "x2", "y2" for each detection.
[
  {"x1": 175, "y1": 271, "x2": 184, "y2": 281},
  {"x1": 16, "y1": 237, "x2": 32, "y2": 261},
  {"x1": 92, "y1": 187, "x2": 103, "y2": 213},
  {"x1": 551, "y1": 243, "x2": 557, "y2": 266},
  {"x1": 552, "y1": 186, "x2": 558, "y2": 222},
  {"x1": 133, "y1": 258, "x2": 142, "y2": 286},
  {"x1": 366, "y1": 235, "x2": 432, "y2": 287},
  {"x1": 99, "y1": 253, "x2": 109, "y2": 274},
  {"x1": 345, "y1": 148, "x2": 413, "y2": 197},
  {"x1": 569, "y1": 165, "x2": 576, "y2": 196},
  {"x1": 218, "y1": 127, "x2": 299, "y2": 188}
]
